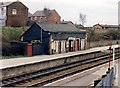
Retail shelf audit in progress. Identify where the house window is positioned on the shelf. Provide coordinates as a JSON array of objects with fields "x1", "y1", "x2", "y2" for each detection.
[
  {"x1": 12, "y1": 9, "x2": 17, "y2": 15},
  {"x1": 34, "y1": 16, "x2": 37, "y2": 20},
  {"x1": 31, "y1": 17, "x2": 33, "y2": 20}
]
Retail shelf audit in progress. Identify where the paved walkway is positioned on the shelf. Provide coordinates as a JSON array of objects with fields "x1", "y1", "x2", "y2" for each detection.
[
  {"x1": 45, "y1": 60, "x2": 119, "y2": 86},
  {"x1": 1, "y1": 45, "x2": 118, "y2": 69},
  {"x1": 0, "y1": 45, "x2": 118, "y2": 69}
]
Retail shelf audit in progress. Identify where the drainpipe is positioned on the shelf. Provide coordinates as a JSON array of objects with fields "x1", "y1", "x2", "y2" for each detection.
[{"x1": 41, "y1": 29, "x2": 42, "y2": 43}]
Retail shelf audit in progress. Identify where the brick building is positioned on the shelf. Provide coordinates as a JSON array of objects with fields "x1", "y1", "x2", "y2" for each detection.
[
  {"x1": 29, "y1": 8, "x2": 61, "y2": 24},
  {"x1": 0, "y1": 1, "x2": 28, "y2": 27}
]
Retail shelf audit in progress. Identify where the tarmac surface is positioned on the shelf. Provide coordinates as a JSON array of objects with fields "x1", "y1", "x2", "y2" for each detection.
[{"x1": 45, "y1": 59, "x2": 119, "y2": 87}]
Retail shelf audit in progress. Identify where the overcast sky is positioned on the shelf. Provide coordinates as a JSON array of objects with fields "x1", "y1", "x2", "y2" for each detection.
[{"x1": 2, "y1": 0, "x2": 119, "y2": 26}]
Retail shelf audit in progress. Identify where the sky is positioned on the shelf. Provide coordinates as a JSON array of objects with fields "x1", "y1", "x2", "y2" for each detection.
[{"x1": 2, "y1": 0, "x2": 119, "y2": 26}]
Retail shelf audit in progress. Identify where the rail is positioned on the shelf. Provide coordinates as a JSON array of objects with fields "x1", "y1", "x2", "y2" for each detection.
[{"x1": 1, "y1": 47, "x2": 120, "y2": 87}]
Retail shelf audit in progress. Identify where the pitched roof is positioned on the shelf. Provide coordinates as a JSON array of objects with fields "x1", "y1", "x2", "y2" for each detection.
[
  {"x1": 103, "y1": 25, "x2": 118, "y2": 28},
  {"x1": 75, "y1": 24, "x2": 84, "y2": 29},
  {"x1": 33, "y1": 10, "x2": 46, "y2": 17},
  {"x1": 0, "y1": 1, "x2": 28, "y2": 8},
  {"x1": 60, "y1": 21, "x2": 73, "y2": 24},
  {"x1": 28, "y1": 12, "x2": 33, "y2": 17},
  {"x1": 32, "y1": 9, "x2": 54, "y2": 17},
  {"x1": 37, "y1": 23, "x2": 84, "y2": 33},
  {"x1": 93, "y1": 24, "x2": 118, "y2": 28},
  {"x1": 0, "y1": 2, "x2": 12, "y2": 8}
]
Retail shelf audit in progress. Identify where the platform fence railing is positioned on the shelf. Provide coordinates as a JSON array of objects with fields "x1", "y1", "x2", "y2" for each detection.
[{"x1": 94, "y1": 67, "x2": 116, "y2": 87}]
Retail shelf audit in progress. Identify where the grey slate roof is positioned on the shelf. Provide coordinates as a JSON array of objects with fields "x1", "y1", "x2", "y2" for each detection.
[
  {"x1": 37, "y1": 23, "x2": 84, "y2": 33},
  {"x1": 33, "y1": 10, "x2": 46, "y2": 17},
  {"x1": 0, "y1": 2, "x2": 12, "y2": 8},
  {"x1": 94, "y1": 24, "x2": 118, "y2": 28},
  {"x1": 75, "y1": 24, "x2": 84, "y2": 29},
  {"x1": 60, "y1": 21, "x2": 73, "y2": 24},
  {"x1": 28, "y1": 12, "x2": 33, "y2": 17},
  {"x1": 52, "y1": 33, "x2": 86, "y2": 40},
  {"x1": 32, "y1": 9, "x2": 53, "y2": 17},
  {"x1": 103, "y1": 25, "x2": 118, "y2": 28},
  {"x1": 0, "y1": 1, "x2": 28, "y2": 8}
]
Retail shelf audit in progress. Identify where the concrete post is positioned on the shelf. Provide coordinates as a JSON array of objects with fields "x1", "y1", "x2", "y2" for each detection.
[{"x1": 113, "y1": 46, "x2": 115, "y2": 67}]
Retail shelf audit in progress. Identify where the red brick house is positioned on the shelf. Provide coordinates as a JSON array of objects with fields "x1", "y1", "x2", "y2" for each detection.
[
  {"x1": 0, "y1": 1, "x2": 28, "y2": 27},
  {"x1": 29, "y1": 8, "x2": 61, "y2": 24}
]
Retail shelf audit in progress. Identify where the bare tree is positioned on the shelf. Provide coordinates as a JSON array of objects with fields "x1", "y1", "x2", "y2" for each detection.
[{"x1": 79, "y1": 13, "x2": 86, "y2": 26}]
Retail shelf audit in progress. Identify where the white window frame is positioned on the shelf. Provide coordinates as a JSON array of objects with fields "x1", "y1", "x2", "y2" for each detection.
[
  {"x1": 34, "y1": 16, "x2": 37, "y2": 20},
  {"x1": 12, "y1": 9, "x2": 17, "y2": 15}
]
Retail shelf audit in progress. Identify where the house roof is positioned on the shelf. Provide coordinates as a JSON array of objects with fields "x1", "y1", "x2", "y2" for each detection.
[
  {"x1": 60, "y1": 21, "x2": 73, "y2": 24},
  {"x1": 0, "y1": 1, "x2": 28, "y2": 8},
  {"x1": 28, "y1": 12, "x2": 33, "y2": 17},
  {"x1": 32, "y1": 10, "x2": 46, "y2": 17},
  {"x1": 75, "y1": 24, "x2": 84, "y2": 29},
  {"x1": 0, "y1": 2, "x2": 12, "y2": 8},
  {"x1": 93, "y1": 24, "x2": 118, "y2": 28},
  {"x1": 32, "y1": 9, "x2": 54, "y2": 17},
  {"x1": 37, "y1": 23, "x2": 84, "y2": 33},
  {"x1": 103, "y1": 25, "x2": 118, "y2": 28}
]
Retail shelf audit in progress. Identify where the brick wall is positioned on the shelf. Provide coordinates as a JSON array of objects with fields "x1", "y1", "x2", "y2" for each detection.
[
  {"x1": 6, "y1": 2, "x2": 28, "y2": 27},
  {"x1": 47, "y1": 10, "x2": 61, "y2": 23}
]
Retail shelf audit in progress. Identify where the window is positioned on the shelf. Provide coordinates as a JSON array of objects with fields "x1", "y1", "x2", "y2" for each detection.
[
  {"x1": 31, "y1": 17, "x2": 33, "y2": 20},
  {"x1": 12, "y1": 9, "x2": 17, "y2": 15},
  {"x1": 34, "y1": 16, "x2": 37, "y2": 20}
]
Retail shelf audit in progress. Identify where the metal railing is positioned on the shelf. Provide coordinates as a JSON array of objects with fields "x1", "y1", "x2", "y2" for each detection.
[{"x1": 94, "y1": 67, "x2": 116, "y2": 87}]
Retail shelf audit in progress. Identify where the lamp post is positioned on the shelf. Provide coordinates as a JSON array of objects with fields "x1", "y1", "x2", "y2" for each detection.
[
  {"x1": 102, "y1": 35, "x2": 112, "y2": 68},
  {"x1": 112, "y1": 46, "x2": 115, "y2": 68}
]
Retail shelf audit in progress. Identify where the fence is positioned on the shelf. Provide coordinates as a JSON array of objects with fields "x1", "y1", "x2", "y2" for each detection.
[
  {"x1": 94, "y1": 67, "x2": 116, "y2": 87},
  {"x1": 87, "y1": 40, "x2": 118, "y2": 49}
]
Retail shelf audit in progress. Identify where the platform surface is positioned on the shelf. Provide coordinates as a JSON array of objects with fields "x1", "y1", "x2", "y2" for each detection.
[
  {"x1": 45, "y1": 59, "x2": 119, "y2": 86},
  {"x1": 0, "y1": 45, "x2": 119, "y2": 69}
]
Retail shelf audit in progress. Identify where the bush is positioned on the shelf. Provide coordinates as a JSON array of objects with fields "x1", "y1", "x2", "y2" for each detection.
[
  {"x1": 1, "y1": 27, "x2": 29, "y2": 56},
  {"x1": 2, "y1": 27, "x2": 29, "y2": 41}
]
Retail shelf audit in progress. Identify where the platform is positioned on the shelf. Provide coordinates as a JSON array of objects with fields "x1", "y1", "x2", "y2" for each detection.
[
  {"x1": 0, "y1": 45, "x2": 119, "y2": 69},
  {"x1": 44, "y1": 59, "x2": 119, "y2": 86}
]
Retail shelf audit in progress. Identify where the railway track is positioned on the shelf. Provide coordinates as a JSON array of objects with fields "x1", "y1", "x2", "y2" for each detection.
[{"x1": 1, "y1": 49, "x2": 120, "y2": 87}]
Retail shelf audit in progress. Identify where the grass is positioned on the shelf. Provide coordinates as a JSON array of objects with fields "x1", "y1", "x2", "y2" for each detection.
[
  {"x1": 2, "y1": 55, "x2": 27, "y2": 59},
  {"x1": 1, "y1": 26, "x2": 30, "y2": 59}
]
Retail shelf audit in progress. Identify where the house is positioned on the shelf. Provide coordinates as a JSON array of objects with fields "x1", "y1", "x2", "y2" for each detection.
[
  {"x1": 93, "y1": 24, "x2": 118, "y2": 30},
  {"x1": 0, "y1": 1, "x2": 28, "y2": 27},
  {"x1": 20, "y1": 22, "x2": 87, "y2": 55},
  {"x1": 28, "y1": 8, "x2": 61, "y2": 24}
]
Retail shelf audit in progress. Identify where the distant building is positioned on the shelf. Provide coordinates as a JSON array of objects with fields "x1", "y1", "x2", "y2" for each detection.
[
  {"x1": 93, "y1": 24, "x2": 118, "y2": 30},
  {"x1": 75, "y1": 24, "x2": 84, "y2": 29},
  {"x1": 60, "y1": 20, "x2": 74, "y2": 25},
  {"x1": 28, "y1": 8, "x2": 61, "y2": 24},
  {"x1": 20, "y1": 22, "x2": 87, "y2": 55},
  {"x1": 0, "y1": 1, "x2": 28, "y2": 27}
]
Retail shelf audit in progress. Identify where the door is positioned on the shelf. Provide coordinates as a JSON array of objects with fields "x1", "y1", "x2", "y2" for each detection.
[
  {"x1": 69, "y1": 40, "x2": 73, "y2": 52},
  {"x1": 76, "y1": 39, "x2": 79, "y2": 51},
  {"x1": 27, "y1": 44, "x2": 32, "y2": 56},
  {"x1": 58, "y1": 41, "x2": 61, "y2": 53}
]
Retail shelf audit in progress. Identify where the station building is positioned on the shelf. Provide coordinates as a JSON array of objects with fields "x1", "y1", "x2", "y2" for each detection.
[{"x1": 20, "y1": 22, "x2": 88, "y2": 55}]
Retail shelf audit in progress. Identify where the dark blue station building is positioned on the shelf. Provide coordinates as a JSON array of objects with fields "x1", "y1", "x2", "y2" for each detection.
[{"x1": 20, "y1": 22, "x2": 87, "y2": 56}]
